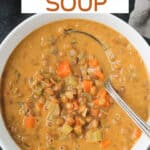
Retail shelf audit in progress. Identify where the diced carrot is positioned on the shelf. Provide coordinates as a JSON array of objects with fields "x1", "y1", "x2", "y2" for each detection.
[
  {"x1": 93, "y1": 99, "x2": 100, "y2": 106},
  {"x1": 37, "y1": 101, "x2": 44, "y2": 110},
  {"x1": 94, "y1": 71, "x2": 105, "y2": 81},
  {"x1": 89, "y1": 59, "x2": 99, "y2": 67},
  {"x1": 23, "y1": 115, "x2": 35, "y2": 128},
  {"x1": 91, "y1": 108, "x2": 99, "y2": 117},
  {"x1": 83, "y1": 80, "x2": 93, "y2": 92},
  {"x1": 97, "y1": 89, "x2": 111, "y2": 107},
  {"x1": 133, "y1": 128, "x2": 142, "y2": 140},
  {"x1": 73, "y1": 101, "x2": 79, "y2": 110},
  {"x1": 98, "y1": 88, "x2": 107, "y2": 98},
  {"x1": 100, "y1": 98, "x2": 110, "y2": 107},
  {"x1": 99, "y1": 97, "x2": 107, "y2": 107},
  {"x1": 57, "y1": 61, "x2": 71, "y2": 77},
  {"x1": 105, "y1": 94, "x2": 111, "y2": 107},
  {"x1": 101, "y1": 139, "x2": 111, "y2": 149}
]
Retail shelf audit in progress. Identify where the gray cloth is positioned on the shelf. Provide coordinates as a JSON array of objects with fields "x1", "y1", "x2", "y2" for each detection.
[{"x1": 129, "y1": 0, "x2": 150, "y2": 39}]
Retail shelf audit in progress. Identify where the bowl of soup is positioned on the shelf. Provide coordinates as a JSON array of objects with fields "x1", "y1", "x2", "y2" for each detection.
[{"x1": 0, "y1": 14, "x2": 150, "y2": 150}]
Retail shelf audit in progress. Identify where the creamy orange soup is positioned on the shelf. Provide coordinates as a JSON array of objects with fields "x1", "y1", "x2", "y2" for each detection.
[{"x1": 1, "y1": 19, "x2": 150, "y2": 150}]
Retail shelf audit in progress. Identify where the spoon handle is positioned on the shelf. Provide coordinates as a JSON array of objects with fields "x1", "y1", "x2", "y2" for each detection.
[{"x1": 104, "y1": 80, "x2": 150, "y2": 138}]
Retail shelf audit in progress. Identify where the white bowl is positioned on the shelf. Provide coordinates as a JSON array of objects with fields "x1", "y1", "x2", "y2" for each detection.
[{"x1": 0, "y1": 14, "x2": 150, "y2": 150}]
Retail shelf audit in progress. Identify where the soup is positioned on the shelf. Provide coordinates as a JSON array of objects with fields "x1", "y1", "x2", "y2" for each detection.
[{"x1": 1, "y1": 19, "x2": 149, "y2": 150}]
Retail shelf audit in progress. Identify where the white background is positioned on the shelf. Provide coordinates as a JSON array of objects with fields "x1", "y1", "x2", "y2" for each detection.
[{"x1": 21, "y1": 0, "x2": 129, "y2": 13}]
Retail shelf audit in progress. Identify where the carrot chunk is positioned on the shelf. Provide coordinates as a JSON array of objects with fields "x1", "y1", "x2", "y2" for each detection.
[
  {"x1": 91, "y1": 108, "x2": 99, "y2": 117},
  {"x1": 89, "y1": 59, "x2": 99, "y2": 67},
  {"x1": 24, "y1": 115, "x2": 35, "y2": 128},
  {"x1": 57, "y1": 61, "x2": 71, "y2": 77},
  {"x1": 94, "y1": 71, "x2": 105, "y2": 81},
  {"x1": 83, "y1": 80, "x2": 93, "y2": 92},
  {"x1": 101, "y1": 139, "x2": 111, "y2": 149},
  {"x1": 104, "y1": 94, "x2": 111, "y2": 107},
  {"x1": 97, "y1": 89, "x2": 111, "y2": 107},
  {"x1": 133, "y1": 128, "x2": 142, "y2": 140},
  {"x1": 98, "y1": 88, "x2": 107, "y2": 98},
  {"x1": 93, "y1": 99, "x2": 100, "y2": 106}
]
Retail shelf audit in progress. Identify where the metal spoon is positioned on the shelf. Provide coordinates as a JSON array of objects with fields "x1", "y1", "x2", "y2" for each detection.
[
  {"x1": 104, "y1": 80, "x2": 150, "y2": 138},
  {"x1": 64, "y1": 29, "x2": 150, "y2": 138},
  {"x1": 64, "y1": 29, "x2": 108, "y2": 51}
]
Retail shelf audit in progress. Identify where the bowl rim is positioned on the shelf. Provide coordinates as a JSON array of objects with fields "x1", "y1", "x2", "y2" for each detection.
[{"x1": 0, "y1": 13, "x2": 150, "y2": 150}]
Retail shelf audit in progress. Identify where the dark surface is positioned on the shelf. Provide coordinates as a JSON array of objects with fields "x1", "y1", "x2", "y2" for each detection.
[{"x1": 0, "y1": 0, "x2": 150, "y2": 150}]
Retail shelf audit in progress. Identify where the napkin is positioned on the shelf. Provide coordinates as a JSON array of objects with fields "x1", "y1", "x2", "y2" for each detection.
[{"x1": 129, "y1": 0, "x2": 150, "y2": 39}]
